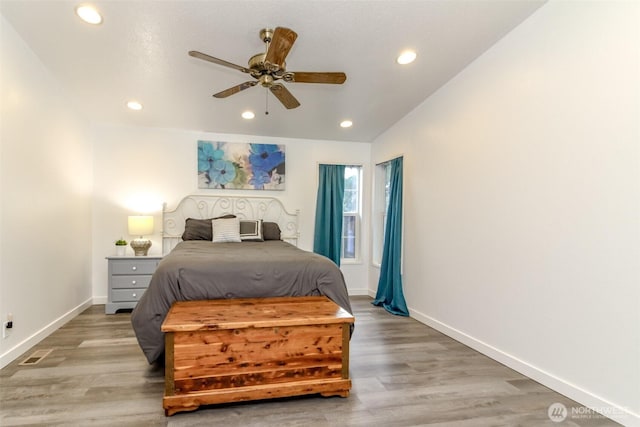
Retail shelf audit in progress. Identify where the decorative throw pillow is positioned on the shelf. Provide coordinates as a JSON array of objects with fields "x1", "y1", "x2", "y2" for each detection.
[
  {"x1": 211, "y1": 217, "x2": 241, "y2": 243},
  {"x1": 240, "y1": 219, "x2": 264, "y2": 241},
  {"x1": 262, "y1": 221, "x2": 281, "y2": 240},
  {"x1": 182, "y1": 215, "x2": 235, "y2": 241}
]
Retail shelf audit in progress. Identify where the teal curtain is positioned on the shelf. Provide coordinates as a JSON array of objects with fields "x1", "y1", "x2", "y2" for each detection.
[
  {"x1": 373, "y1": 157, "x2": 409, "y2": 316},
  {"x1": 313, "y1": 164, "x2": 346, "y2": 266}
]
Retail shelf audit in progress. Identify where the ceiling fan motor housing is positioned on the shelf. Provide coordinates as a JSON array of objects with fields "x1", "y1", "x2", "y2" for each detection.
[{"x1": 249, "y1": 53, "x2": 285, "y2": 73}]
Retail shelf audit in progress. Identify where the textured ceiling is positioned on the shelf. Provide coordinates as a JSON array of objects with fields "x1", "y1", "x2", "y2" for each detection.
[{"x1": 1, "y1": 0, "x2": 545, "y2": 142}]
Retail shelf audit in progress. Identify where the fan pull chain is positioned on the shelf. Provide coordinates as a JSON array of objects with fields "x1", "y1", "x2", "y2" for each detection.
[{"x1": 265, "y1": 88, "x2": 269, "y2": 115}]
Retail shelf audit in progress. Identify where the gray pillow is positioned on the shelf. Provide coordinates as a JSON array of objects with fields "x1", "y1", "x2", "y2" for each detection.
[
  {"x1": 262, "y1": 222, "x2": 281, "y2": 241},
  {"x1": 182, "y1": 214, "x2": 235, "y2": 241}
]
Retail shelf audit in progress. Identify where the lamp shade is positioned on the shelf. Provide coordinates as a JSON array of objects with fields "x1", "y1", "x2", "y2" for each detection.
[{"x1": 128, "y1": 215, "x2": 154, "y2": 236}]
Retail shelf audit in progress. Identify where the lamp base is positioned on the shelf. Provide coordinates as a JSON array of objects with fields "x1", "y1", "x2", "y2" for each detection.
[{"x1": 130, "y1": 239, "x2": 152, "y2": 256}]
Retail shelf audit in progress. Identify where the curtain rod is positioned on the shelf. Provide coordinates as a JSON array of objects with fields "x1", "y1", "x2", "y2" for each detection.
[{"x1": 375, "y1": 154, "x2": 403, "y2": 166}]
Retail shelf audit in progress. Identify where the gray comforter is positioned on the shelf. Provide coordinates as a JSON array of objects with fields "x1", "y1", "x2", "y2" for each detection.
[{"x1": 131, "y1": 240, "x2": 352, "y2": 363}]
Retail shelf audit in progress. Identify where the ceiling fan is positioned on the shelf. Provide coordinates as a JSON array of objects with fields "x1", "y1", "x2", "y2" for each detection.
[{"x1": 189, "y1": 27, "x2": 346, "y2": 110}]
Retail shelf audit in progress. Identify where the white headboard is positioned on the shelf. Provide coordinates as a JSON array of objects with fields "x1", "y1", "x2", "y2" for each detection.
[{"x1": 162, "y1": 194, "x2": 300, "y2": 254}]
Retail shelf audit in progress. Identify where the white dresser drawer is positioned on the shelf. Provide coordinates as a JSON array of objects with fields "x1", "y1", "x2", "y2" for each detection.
[
  {"x1": 111, "y1": 259, "x2": 158, "y2": 275},
  {"x1": 111, "y1": 275, "x2": 152, "y2": 289},
  {"x1": 111, "y1": 289, "x2": 145, "y2": 302}
]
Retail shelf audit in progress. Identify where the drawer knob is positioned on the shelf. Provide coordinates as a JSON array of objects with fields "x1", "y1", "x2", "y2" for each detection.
[
  {"x1": 132, "y1": 280, "x2": 137, "y2": 285},
  {"x1": 132, "y1": 293, "x2": 137, "y2": 297},
  {"x1": 131, "y1": 266, "x2": 137, "y2": 271}
]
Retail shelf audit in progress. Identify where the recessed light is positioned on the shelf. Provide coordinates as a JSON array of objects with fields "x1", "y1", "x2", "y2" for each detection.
[
  {"x1": 75, "y1": 5, "x2": 103, "y2": 25},
  {"x1": 396, "y1": 50, "x2": 416, "y2": 65},
  {"x1": 241, "y1": 111, "x2": 255, "y2": 119},
  {"x1": 127, "y1": 101, "x2": 143, "y2": 111},
  {"x1": 340, "y1": 120, "x2": 353, "y2": 128}
]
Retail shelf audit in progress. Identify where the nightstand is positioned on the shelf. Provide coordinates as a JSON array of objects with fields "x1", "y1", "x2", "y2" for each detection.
[{"x1": 105, "y1": 256, "x2": 162, "y2": 314}]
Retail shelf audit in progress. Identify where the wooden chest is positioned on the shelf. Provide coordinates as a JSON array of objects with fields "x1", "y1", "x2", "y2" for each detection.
[{"x1": 161, "y1": 296, "x2": 355, "y2": 416}]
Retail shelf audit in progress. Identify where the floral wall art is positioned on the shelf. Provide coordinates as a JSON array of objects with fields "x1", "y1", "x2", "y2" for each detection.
[{"x1": 197, "y1": 141, "x2": 286, "y2": 190}]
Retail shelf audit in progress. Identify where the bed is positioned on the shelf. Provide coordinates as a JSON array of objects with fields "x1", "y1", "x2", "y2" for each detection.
[{"x1": 131, "y1": 194, "x2": 353, "y2": 364}]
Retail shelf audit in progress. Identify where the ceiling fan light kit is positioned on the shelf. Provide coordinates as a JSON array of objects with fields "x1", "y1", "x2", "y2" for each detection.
[{"x1": 189, "y1": 27, "x2": 346, "y2": 110}]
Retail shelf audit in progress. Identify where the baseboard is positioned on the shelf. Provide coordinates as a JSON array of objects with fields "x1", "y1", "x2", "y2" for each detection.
[
  {"x1": 347, "y1": 288, "x2": 371, "y2": 296},
  {"x1": 408, "y1": 307, "x2": 639, "y2": 427},
  {"x1": 92, "y1": 296, "x2": 107, "y2": 305},
  {"x1": 0, "y1": 298, "x2": 93, "y2": 370}
]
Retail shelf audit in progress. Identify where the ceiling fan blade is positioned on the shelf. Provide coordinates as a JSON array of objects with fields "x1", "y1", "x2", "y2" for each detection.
[
  {"x1": 289, "y1": 72, "x2": 347, "y2": 84},
  {"x1": 269, "y1": 84, "x2": 300, "y2": 109},
  {"x1": 189, "y1": 50, "x2": 250, "y2": 73},
  {"x1": 213, "y1": 81, "x2": 258, "y2": 98},
  {"x1": 265, "y1": 27, "x2": 298, "y2": 68}
]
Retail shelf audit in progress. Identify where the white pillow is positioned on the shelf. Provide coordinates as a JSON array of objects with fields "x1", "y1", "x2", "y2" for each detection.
[{"x1": 211, "y1": 217, "x2": 241, "y2": 243}]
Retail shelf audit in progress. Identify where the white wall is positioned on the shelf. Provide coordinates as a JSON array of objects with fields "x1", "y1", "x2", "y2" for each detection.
[
  {"x1": 91, "y1": 124, "x2": 371, "y2": 300},
  {"x1": 372, "y1": 1, "x2": 639, "y2": 424},
  {"x1": 0, "y1": 16, "x2": 94, "y2": 368}
]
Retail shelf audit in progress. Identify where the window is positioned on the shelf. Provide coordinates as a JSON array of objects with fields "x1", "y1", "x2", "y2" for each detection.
[
  {"x1": 342, "y1": 166, "x2": 362, "y2": 261},
  {"x1": 373, "y1": 161, "x2": 392, "y2": 265}
]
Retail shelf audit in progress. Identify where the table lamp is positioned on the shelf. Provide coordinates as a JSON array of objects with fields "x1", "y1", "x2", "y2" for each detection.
[{"x1": 128, "y1": 215, "x2": 154, "y2": 256}]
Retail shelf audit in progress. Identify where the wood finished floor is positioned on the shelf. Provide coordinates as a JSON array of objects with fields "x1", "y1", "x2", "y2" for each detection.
[{"x1": 0, "y1": 296, "x2": 620, "y2": 427}]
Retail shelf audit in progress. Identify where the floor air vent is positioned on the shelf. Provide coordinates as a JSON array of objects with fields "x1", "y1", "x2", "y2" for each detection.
[{"x1": 19, "y1": 349, "x2": 53, "y2": 366}]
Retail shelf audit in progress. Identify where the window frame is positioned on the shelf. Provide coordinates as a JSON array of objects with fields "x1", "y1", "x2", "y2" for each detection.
[
  {"x1": 341, "y1": 165, "x2": 363, "y2": 264},
  {"x1": 372, "y1": 160, "x2": 392, "y2": 267}
]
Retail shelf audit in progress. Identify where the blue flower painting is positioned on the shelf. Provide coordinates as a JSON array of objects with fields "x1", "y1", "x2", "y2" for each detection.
[{"x1": 197, "y1": 141, "x2": 285, "y2": 190}]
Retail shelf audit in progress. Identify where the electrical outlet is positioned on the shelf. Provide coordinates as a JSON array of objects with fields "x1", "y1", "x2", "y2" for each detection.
[{"x1": 2, "y1": 313, "x2": 13, "y2": 339}]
